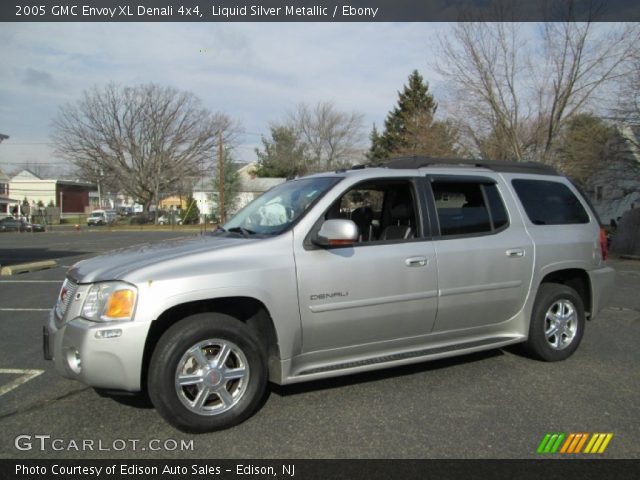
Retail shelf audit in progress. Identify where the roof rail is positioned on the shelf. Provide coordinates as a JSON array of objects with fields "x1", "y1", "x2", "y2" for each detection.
[{"x1": 383, "y1": 156, "x2": 559, "y2": 175}]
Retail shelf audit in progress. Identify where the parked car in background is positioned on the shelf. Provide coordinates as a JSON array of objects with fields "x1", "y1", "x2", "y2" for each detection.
[
  {"x1": 116, "y1": 207, "x2": 134, "y2": 217},
  {"x1": 87, "y1": 209, "x2": 117, "y2": 226},
  {"x1": 0, "y1": 217, "x2": 45, "y2": 232},
  {"x1": 130, "y1": 213, "x2": 154, "y2": 225},
  {"x1": 158, "y1": 214, "x2": 183, "y2": 225}
]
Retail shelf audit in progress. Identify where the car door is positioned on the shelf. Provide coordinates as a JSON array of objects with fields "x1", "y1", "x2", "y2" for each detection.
[
  {"x1": 426, "y1": 176, "x2": 534, "y2": 332},
  {"x1": 293, "y1": 178, "x2": 439, "y2": 354}
]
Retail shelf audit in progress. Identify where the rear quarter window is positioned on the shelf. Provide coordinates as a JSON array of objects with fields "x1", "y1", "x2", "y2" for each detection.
[
  {"x1": 431, "y1": 181, "x2": 509, "y2": 236},
  {"x1": 512, "y1": 179, "x2": 589, "y2": 225}
]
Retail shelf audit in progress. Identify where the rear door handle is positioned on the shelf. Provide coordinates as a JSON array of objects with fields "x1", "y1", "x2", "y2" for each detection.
[
  {"x1": 506, "y1": 248, "x2": 525, "y2": 258},
  {"x1": 405, "y1": 256, "x2": 428, "y2": 267}
]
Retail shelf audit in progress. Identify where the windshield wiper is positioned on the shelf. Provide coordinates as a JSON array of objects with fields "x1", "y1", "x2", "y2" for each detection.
[{"x1": 227, "y1": 226, "x2": 255, "y2": 238}]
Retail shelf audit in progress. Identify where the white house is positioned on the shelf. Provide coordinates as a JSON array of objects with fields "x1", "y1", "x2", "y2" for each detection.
[
  {"x1": 235, "y1": 163, "x2": 286, "y2": 211},
  {"x1": 0, "y1": 166, "x2": 19, "y2": 216},
  {"x1": 191, "y1": 162, "x2": 286, "y2": 223},
  {"x1": 9, "y1": 169, "x2": 95, "y2": 218}
]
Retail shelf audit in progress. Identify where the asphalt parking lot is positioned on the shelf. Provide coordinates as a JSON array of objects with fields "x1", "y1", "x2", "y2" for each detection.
[{"x1": 0, "y1": 231, "x2": 639, "y2": 459}]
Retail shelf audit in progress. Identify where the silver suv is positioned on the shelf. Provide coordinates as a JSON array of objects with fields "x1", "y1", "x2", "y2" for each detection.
[{"x1": 44, "y1": 157, "x2": 615, "y2": 432}]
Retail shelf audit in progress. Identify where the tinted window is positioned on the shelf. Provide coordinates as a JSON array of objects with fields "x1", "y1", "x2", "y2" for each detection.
[
  {"x1": 484, "y1": 184, "x2": 509, "y2": 229},
  {"x1": 512, "y1": 179, "x2": 589, "y2": 225},
  {"x1": 431, "y1": 181, "x2": 508, "y2": 236}
]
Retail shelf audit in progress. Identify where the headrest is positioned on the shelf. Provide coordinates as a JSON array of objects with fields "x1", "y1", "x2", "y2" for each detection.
[{"x1": 390, "y1": 204, "x2": 409, "y2": 220}]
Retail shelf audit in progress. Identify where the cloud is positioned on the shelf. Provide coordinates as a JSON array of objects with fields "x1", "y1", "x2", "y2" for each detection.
[
  {"x1": 23, "y1": 68, "x2": 56, "y2": 88},
  {"x1": 0, "y1": 22, "x2": 448, "y2": 167}
]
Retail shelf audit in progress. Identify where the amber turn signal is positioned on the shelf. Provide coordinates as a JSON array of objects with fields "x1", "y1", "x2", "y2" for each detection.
[{"x1": 104, "y1": 289, "x2": 136, "y2": 318}]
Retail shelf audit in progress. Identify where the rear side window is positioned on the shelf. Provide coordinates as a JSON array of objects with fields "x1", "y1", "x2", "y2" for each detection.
[
  {"x1": 512, "y1": 179, "x2": 589, "y2": 225},
  {"x1": 431, "y1": 181, "x2": 509, "y2": 236}
]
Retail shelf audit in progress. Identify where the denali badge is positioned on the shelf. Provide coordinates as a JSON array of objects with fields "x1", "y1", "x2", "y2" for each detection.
[{"x1": 310, "y1": 292, "x2": 349, "y2": 301}]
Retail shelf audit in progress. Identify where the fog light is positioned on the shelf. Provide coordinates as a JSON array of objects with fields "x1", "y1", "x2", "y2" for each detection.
[
  {"x1": 65, "y1": 348, "x2": 82, "y2": 374},
  {"x1": 95, "y1": 329, "x2": 122, "y2": 339}
]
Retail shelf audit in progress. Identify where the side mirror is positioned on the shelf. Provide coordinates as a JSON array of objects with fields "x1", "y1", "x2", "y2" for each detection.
[{"x1": 313, "y1": 219, "x2": 359, "y2": 247}]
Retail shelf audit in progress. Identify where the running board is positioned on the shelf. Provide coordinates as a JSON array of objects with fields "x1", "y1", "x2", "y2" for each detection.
[{"x1": 297, "y1": 336, "x2": 518, "y2": 376}]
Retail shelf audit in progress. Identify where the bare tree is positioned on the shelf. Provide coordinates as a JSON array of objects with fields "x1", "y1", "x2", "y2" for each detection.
[
  {"x1": 534, "y1": 22, "x2": 638, "y2": 162},
  {"x1": 287, "y1": 101, "x2": 365, "y2": 172},
  {"x1": 437, "y1": 20, "x2": 639, "y2": 163},
  {"x1": 613, "y1": 57, "x2": 640, "y2": 132},
  {"x1": 52, "y1": 83, "x2": 239, "y2": 211},
  {"x1": 438, "y1": 22, "x2": 530, "y2": 160}
]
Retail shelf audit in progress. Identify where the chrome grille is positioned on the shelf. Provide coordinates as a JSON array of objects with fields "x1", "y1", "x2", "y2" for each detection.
[{"x1": 55, "y1": 278, "x2": 78, "y2": 320}]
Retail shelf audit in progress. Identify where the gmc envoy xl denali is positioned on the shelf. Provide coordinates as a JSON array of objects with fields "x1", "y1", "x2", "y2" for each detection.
[{"x1": 44, "y1": 157, "x2": 615, "y2": 432}]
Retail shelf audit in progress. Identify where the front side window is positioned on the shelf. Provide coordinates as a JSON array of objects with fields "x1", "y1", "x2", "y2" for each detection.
[
  {"x1": 324, "y1": 180, "x2": 420, "y2": 244},
  {"x1": 221, "y1": 176, "x2": 340, "y2": 236},
  {"x1": 431, "y1": 181, "x2": 508, "y2": 236},
  {"x1": 512, "y1": 179, "x2": 589, "y2": 225}
]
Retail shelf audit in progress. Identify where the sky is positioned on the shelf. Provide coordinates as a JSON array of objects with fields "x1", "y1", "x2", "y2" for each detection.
[{"x1": 0, "y1": 22, "x2": 451, "y2": 176}]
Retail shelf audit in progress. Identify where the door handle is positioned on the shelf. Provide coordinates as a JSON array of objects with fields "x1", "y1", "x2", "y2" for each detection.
[
  {"x1": 405, "y1": 256, "x2": 428, "y2": 267},
  {"x1": 506, "y1": 248, "x2": 525, "y2": 258}
]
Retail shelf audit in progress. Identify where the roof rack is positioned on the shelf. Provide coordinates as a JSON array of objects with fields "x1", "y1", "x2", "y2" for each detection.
[{"x1": 382, "y1": 156, "x2": 559, "y2": 176}]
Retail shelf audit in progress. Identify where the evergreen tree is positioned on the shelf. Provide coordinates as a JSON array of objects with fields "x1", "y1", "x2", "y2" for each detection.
[
  {"x1": 181, "y1": 196, "x2": 200, "y2": 225},
  {"x1": 367, "y1": 124, "x2": 387, "y2": 163},
  {"x1": 373, "y1": 70, "x2": 458, "y2": 160},
  {"x1": 212, "y1": 149, "x2": 241, "y2": 223},
  {"x1": 254, "y1": 125, "x2": 308, "y2": 178}
]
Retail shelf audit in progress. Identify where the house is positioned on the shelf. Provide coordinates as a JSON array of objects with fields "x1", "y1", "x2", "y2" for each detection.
[
  {"x1": 588, "y1": 123, "x2": 640, "y2": 224},
  {"x1": 9, "y1": 170, "x2": 96, "y2": 218},
  {"x1": 158, "y1": 195, "x2": 188, "y2": 211},
  {"x1": 192, "y1": 177, "x2": 216, "y2": 220},
  {"x1": 191, "y1": 162, "x2": 286, "y2": 222},
  {"x1": 0, "y1": 166, "x2": 19, "y2": 216},
  {"x1": 221, "y1": 162, "x2": 286, "y2": 213}
]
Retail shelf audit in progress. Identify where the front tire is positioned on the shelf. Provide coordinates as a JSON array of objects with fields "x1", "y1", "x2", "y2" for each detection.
[
  {"x1": 148, "y1": 313, "x2": 267, "y2": 433},
  {"x1": 524, "y1": 283, "x2": 585, "y2": 361}
]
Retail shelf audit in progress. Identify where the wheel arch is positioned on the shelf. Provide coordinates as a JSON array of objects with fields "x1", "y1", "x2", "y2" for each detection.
[
  {"x1": 141, "y1": 297, "x2": 280, "y2": 391},
  {"x1": 539, "y1": 268, "x2": 592, "y2": 317}
]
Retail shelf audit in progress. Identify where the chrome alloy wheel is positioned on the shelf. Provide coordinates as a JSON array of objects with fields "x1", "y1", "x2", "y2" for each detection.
[
  {"x1": 544, "y1": 299, "x2": 578, "y2": 350},
  {"x1": 175, "y1": 339, "x2": 250, "y2": 415}
]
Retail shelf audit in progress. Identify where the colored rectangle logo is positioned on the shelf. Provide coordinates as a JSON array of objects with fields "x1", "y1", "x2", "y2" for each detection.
[{"x1": 537, "y1": 433, "x2": 613, "y2": 454}]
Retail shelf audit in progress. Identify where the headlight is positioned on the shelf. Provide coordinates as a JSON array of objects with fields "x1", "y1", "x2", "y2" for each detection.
[{"x1": 82, "y1": 282, "x2": 137, "y2": 322}]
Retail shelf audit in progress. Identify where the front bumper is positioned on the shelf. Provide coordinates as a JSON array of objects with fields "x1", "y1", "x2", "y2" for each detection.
[{"x1": 44, "y1": 309, "x2": 152, "y2": 392}]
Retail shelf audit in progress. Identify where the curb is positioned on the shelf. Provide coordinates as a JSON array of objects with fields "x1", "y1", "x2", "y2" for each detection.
[{"x1": 0, "y1": 260, "x2": 58, "y2": 276}]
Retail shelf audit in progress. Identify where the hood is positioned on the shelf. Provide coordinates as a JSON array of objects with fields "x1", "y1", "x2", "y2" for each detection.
[{"x1": 67, "y1": 235, "x2": 254, "y2": 283}]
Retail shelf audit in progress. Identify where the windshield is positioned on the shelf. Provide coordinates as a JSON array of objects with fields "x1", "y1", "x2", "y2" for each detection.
[{"x1": 220, "y1": 177, "x2": 340, "y2": 236}]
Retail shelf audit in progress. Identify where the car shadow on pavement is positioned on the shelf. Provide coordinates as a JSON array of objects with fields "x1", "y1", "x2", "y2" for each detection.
[
  {"x1": 93, "y1": 388, "x2": 154, "y2": 409},
  {"x1": 90, "y1": 350, "x2": 506, "y2": 413}
]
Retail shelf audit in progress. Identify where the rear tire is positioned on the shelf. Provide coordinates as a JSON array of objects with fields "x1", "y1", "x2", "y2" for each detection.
[
  {"x1": 524, "y1": 283, "x2": 585, "y2": 361},
  {"x1": 148, "y1": 313, "x2": 267, "y2": 433}
]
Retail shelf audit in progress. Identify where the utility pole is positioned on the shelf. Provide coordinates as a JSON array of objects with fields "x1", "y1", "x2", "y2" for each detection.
[{"x1": 218, "y1": 130, "x2": 225, "y2": 225}]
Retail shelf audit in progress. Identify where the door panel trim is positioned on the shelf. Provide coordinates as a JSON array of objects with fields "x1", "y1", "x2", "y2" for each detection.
[
  {"x1": 309, "y1": 290, "x2": 438, "y2": 313},
  {"x1": 439, "y1": 280, "x2": 523, "y2": 297}
]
